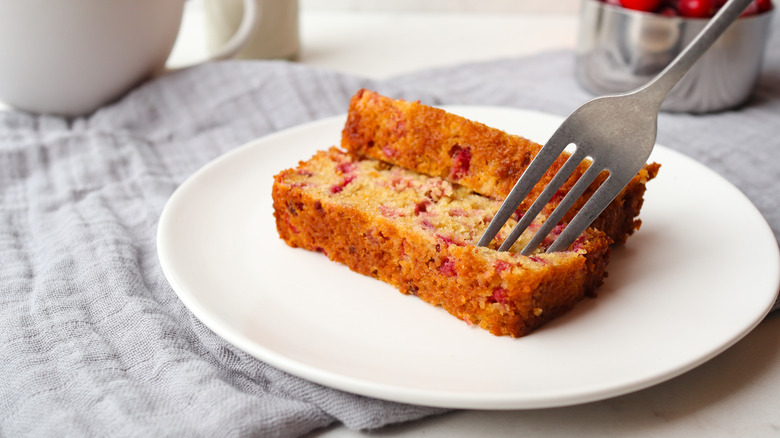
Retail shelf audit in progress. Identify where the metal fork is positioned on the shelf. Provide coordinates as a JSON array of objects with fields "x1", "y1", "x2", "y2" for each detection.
[{"x1": 477, "y1": 0, "x2": 754, "y2": 254}]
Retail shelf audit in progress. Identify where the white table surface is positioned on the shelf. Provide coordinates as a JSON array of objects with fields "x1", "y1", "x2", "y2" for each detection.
[
  {"x1": 171, "y1": 3, "x2": 580, "y2": 78},
  {"x1": 171, "y1": 4, "x2": 780, "y2": 437}
]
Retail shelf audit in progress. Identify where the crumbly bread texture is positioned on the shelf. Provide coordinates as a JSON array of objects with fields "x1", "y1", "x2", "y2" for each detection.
[
  {"x1": 273, "y1": 147, "x2": 612, "y2": 337},
  {"x1": 342, "y1": 89, "x2": 660, "y2": 244}
]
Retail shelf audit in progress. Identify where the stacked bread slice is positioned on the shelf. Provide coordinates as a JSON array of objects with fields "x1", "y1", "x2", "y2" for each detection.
[{"x1": 272, "y1": 89, "x2": 658, "y2": 337}]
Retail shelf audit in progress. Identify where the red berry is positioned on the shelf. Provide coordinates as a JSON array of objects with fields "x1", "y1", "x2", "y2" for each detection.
[
  {"x1": 448, "y1": 146, "x2": 472, "y2": 180},
  {"x1": 658, "y1": 5, "x2": 679, "y2": 15},
  {"x1": 491, "y1": 288, "x2": 509, "y2": 305},
  {"x1": 438, "y1": 257, "x2": 457, "y2": 277},
  {"x1": 756, "y1": 0, "x2": 774, "y2": 12},
  {"x1": 677, "y1": 0, "x2": 718, "y2": 17},
  {"x1": 619, "y1": 0, "x2": 664, "y2": 11}
]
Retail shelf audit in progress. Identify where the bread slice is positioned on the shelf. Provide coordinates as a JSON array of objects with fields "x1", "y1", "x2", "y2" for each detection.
[
  {"x1": 273, "y1": 147, "x2": 612, "y2": 337},
  {"x1": 342, "y1": 89, "x2": 660, "y2": 244}
]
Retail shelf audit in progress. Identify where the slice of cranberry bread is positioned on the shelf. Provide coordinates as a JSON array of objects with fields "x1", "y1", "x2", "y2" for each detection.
[
  {"x1": 341, "y1": 89, "x2": 660, "y2": 244},
  {"x1": 273, "y1": 147, "x2": 612, "y2": 337}
]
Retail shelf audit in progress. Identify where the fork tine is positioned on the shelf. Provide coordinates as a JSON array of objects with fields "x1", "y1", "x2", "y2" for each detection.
[
  {"x1": 497, "y1": 147, "x2": 589, "y2": 251},
  {"x1": 546, "y1": 173, "x2": 628, "y2": 253},
  {"x1": 477, "y1": 129, "x2": 573, "y2": 248},
  {"x1": 519, "y1": 160, "x2": 604, "y2": 255}
]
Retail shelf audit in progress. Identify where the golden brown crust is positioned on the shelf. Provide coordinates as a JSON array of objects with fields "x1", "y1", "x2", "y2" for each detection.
[
  {"x1": 272, "y1": 148, "x2": 611, "y2": 337},
  {"x1": 342, "y1": 89, "x2": 660, "y2": 244},
  {"x1": 270, "y1": 90, "x2": 660, "y2": 337}
]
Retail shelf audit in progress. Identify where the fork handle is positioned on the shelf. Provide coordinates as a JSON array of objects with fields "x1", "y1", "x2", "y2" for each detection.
[{"x1": 638, "y1": 0, "x2": 755, "y2": 107}]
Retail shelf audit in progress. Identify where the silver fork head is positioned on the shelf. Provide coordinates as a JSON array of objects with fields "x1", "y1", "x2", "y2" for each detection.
[
  {"x1": 478, "y1": 0, "x2": 753, "y2": 254},
  {"x1": 478, "y1": 93, "x2": 658, "y2": 254}
]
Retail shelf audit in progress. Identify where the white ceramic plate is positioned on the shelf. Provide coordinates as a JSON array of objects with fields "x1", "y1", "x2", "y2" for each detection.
[{"x1": 157, "y1": 107, "x2": 780, "y2": 409}]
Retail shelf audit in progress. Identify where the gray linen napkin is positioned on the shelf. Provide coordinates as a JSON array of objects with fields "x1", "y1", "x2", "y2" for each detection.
[
  {"x1": 0, "y1": 64, "x2": 447, "y2": 437},
  {"x1": 2, "y1": 12, "x2": 779, "y2": 437}
]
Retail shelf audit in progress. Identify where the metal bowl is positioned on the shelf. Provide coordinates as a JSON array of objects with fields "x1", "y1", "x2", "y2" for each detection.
[{"x1": 575, "y1": 0, "x2": 774, "y2": 113}]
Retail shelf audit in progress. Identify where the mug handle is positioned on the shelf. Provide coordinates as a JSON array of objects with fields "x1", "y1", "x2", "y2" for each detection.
[
  {"x1": 157, "y1": 0, "x2": 261, "y2": 75},
  {"x1": 203, "y1": 0, "x2": 261, "y2": 61}
]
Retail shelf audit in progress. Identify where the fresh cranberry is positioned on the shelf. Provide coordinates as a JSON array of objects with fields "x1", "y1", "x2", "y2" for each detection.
[
  {"x1": 756, "y1": 0, "x2": 774, "y2": 12},
  {"x1": 619, "y1": 0, "x2": 663, "y2": 11},
  {"x1": 604, "y1": 0, "x2": 773, "y2": 17},
  {"x1": 677, "y1": 0, "x2": 718, "y2": 17}
]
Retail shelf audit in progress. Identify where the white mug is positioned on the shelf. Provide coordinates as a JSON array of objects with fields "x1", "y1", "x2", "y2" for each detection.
[{"x1": 0, "y1": 0, "x2": 261, "y2": 117}]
